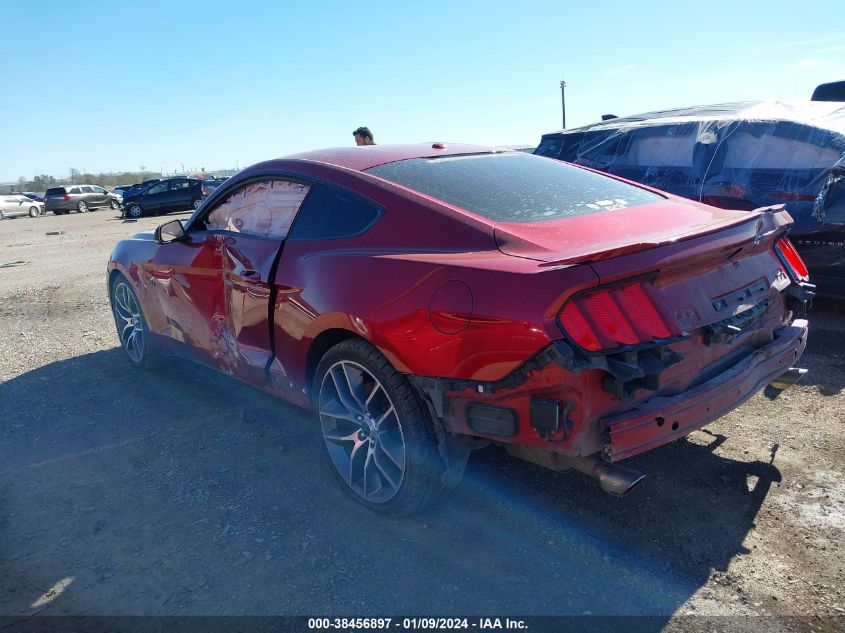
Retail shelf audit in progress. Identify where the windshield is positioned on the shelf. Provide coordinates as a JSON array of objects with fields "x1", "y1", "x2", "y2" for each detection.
[{"x1": 365, "y1": 152, "x2": 663, "y2": 223}]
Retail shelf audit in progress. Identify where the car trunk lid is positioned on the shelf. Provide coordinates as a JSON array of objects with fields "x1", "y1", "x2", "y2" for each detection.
[{"x1": 493, "y1": 199, "x2": 764, "y2": 268}]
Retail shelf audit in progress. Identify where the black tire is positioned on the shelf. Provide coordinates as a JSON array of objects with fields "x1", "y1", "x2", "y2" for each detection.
[
  {"x1": 0, "y1": 210, "x2": 5, "y2": 220},
  {"x1": 110, "y1": 199, "x2": 120, "y2": 210},
  {"x1": 191, "y1": 198, "x2": 202, "y2": 210},
  {"x1": 109, "y1": 273, "x2": 160, "y2": 369},
  {"x1": 77, "y1": 200, "x2": 88, "y2": 213},
  {"x1": 29, "y1": 206, "x2": 40, "y2": 218},
  {"x1": 313, "y1": 338, "x2": 448, "y2": 516},
  {"x1": 126, "y1": 204, "x2": 143, "y2": 219}
]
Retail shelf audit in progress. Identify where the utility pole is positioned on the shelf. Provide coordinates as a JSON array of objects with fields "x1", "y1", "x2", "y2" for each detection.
[{"x1": 560, "y1": 80, "x2": 567, "y2": 129}]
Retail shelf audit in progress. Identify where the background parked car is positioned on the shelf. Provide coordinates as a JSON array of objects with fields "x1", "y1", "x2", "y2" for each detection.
[
  {"x1": 17, "y1": 191, "x2": 45, "y2": 202},
  {"x1": 0, "y1": 194, "x2": 44, "y2": 219},
  {"x1": 44, "y1": 185, "x2": 122, "y2": 215},
  {"x1": 122, "y1": 177, "x2": 203, "y2": 218},
  {"x1": 534, "y1": 100, "x2": 845, "y2": 298},
  {"x1": 200, "y1": 178, "x2": 226, "y2": 199}
]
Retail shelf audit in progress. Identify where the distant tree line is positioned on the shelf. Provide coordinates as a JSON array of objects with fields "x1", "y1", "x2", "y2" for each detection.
[
  {"x1": 8, "y1": 171, "x2": 163, "y2": 193},
  {"x1": 6, "y1": 166, "x2": 238, "y2": 194}
]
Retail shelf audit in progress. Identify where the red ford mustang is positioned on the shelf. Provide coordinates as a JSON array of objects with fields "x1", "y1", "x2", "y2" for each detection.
[{"x1": 108, "y1": 144, "x2": 811, "y2": 515}]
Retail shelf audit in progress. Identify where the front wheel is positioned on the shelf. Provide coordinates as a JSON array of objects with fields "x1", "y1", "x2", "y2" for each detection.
[
  {"x1": 314, "y1": 339, "x2": 448, "y2": 516},
  {"x1": 126, "y1": 204, "x2": 143, "y2": 218},
  {"x1": 110, "y1": 199, "x2": 120, "y2": 210},
  {"x1": 29, "y1": 206, "x2": 40, "y2": 218},
  {"x1": 109, "y1": 274, "x2": 158, "y2": 368}
]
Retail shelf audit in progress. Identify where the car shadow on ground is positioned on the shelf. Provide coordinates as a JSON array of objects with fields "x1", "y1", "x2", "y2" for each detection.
[{"x1": 0, "y1": 348, "x2": 781, "y2": 618}]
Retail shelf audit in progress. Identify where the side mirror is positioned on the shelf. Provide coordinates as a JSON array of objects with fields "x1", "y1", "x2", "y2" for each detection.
[{"x1": 155, "y1": 219, "x2": 186, "y2": 244}]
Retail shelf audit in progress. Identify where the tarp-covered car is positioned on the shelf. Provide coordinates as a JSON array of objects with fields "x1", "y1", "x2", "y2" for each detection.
[{"x1": 535, "y1": 100, "x2": 845, "y2": 297}]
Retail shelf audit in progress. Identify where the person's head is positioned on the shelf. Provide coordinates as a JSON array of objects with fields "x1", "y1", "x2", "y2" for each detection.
[{"x1": 353, "y1": 126, "x2": 375, "y2": 146}]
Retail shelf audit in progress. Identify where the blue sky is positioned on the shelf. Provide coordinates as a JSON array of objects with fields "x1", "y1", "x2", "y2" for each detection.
[{"x1": 1, "y1": 0, "x2": 844, "y2": 182}]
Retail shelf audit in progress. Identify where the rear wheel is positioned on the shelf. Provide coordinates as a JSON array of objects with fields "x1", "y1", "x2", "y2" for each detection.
[
  {"x1": 109, "y1": 274, "x2": 158, "y2": 368},
  {"x1": 314, "y1": 339, "x2": 448, "y2": 516},
  {"x1": 191, "y1": 198, "x2": 201, "y2": 210},
  {"x1": 127, "y1": 204, "x2": 143, "y2": 218},
  {"x1": 77, "y1": 201, "x2": 88, "y2": 213},
  {"x1": 29, "y1": 206, "x2": 39, "y2": 218}
]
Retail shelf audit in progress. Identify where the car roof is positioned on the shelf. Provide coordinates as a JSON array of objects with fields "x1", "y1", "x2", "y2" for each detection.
[
  {"x1": 543, "y1": 99, "x2": 845, "y2": 137},
  {"x1": 280, "y1": 143, "x2": 505, "y2": 172}
]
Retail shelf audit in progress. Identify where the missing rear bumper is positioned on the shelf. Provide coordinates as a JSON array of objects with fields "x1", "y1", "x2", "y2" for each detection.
[{"x1": 601, "y1": 319, "x2": 808, "y2": 462}]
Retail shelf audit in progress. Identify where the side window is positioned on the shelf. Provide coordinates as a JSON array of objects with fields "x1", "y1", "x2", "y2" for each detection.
[
  {"x1": 204, "y1": 179, "x2": 310, "y2": 240},
  {"x1": 94, "y1": 186, "x2": 106, "y2": 193},
  {"x1": 69, "y1": 187, "x2": 81, "y2": 194},
  {"x1": 81, "y1": 186, "x2": 94, "y2": 193},
  {"x1": 289, "y1": 185, "x2": 381, "y2": 241},
  {"x1": 146, "y1": 182, "x2": 168, "y2": 194}
]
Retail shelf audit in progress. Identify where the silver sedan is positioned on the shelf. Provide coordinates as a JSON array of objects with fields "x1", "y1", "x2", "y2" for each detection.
[{"x1": 0, "y1": 194, "x2": 44, "y2": 219}]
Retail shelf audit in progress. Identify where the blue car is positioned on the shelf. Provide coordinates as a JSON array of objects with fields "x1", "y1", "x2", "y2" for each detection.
[{"x1": 122, "y1": 177, "x2": 203, "y2": 218}]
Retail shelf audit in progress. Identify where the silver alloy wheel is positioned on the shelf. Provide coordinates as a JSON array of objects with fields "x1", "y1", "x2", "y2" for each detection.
[
  {"x1": 192, "y1": 198, "x2": 201, "y2": 210},
  {"x1": 128, "y1": 205, "x2": 142, "y2": 218},
  {"x1": 112, "y1": 281, "x2": 145, "y2": 363},
  {"x1": 78, "y1": 201, "x2": 88, "y2": 213},
  {"x1": 110, "y1": 199, "x2": 119, "y2": 209},
  {"x1": 29, "y1": 206, "x2": 39, "y2": 218},
  {"x1": 318, "y1": 360, "x2": 406, "y2": 503}
]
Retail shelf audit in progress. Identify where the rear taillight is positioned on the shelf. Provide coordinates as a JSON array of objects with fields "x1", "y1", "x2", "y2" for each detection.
[
  {"x1": 559, "y1": 281, "x2": 681, "y2": 352},
  {"x1": 62, "y1": 194, "x2": 71, "y2": 200},
  {"x1": 775, "y1": 236, "x2": 809, "y2": 283}
]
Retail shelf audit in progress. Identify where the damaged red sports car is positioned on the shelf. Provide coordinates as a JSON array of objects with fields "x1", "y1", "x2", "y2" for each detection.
[{"x1": 108, "y1": 144, "x2": 811, "y2": 515}]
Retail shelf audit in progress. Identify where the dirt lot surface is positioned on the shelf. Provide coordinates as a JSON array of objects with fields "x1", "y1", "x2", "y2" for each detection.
[{"x1": 1, "y1": 210, "x2": 843, "y2": 629}]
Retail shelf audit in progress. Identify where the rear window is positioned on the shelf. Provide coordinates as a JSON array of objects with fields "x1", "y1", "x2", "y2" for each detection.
[
  {"x1": 365, "y1": 152, "x2": 662, "y2": 223},
  {"x1": 45, "y1": 188, "x2": 66, "y2": 196}
]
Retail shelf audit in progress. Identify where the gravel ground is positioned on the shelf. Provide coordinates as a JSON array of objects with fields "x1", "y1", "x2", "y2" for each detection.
[{"x1": 0, "y1": 210, "x2": 843, "y2": 629}]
